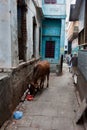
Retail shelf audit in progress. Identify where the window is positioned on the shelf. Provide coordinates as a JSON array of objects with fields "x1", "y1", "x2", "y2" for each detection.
[
  {"x1": 17, "y1": 0, "x2": 27, "y2": 61},
  {"x1": 45, "y1": 41, "x2": 55, "y2": 58},
  {"x1": 44, "y1": 0, "x2": 56, "y2": 4},
  {"x1": 78, "y1": 29, "x2": 84, "y2": 45},
  {"x1": 33, "y1": 17, "x2": 37, "y2": 57}
]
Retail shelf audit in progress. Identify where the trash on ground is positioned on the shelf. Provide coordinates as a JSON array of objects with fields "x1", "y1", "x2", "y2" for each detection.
[
  {"x1": 26, "y1": 94, "x2": 34, "y2": 101},
  {"x1": 13, "y1": 111, "x2": 23, "y2": 120},
  {"x1": 73, "y1": 74, "x2": 77, "y2": 84},
  {"x1": 21, "y1": 89, "x2": 29, "y2": 102}
]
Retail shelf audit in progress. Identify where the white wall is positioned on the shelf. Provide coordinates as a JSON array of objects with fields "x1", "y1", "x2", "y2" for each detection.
[
  {"x1": 0, "y1": 0, "x2": 12, "y2": 68},
  {"x1": 10, "y1": 0, "x2": 19, "y2": 67},
  {"x1": 72, "y1": 38, "x2": 78, "y2": 49},
  {"x1": 0, "y1": 0, "x2": 19, "y2": 68},
  {"x1": 26, "y1": 0, "x2": 41, "y2": 60},
  {"x1": 0, "y1": 0, "x2": 42, "y2": 68},
  {"x1": 37, "y1": 0, "x2": 42, "y2": 8},
  {"x1": 65, "y1": 0, "x2": 76, "y2": 52}
]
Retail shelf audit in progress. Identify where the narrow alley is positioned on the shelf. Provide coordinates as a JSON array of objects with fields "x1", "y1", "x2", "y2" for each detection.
[
  {"x1": 1, "y1": 64, "x2": 84, "y2": 130},
  {"x1": 0, "y1": 0, "x2": 87, "y2": 129}
]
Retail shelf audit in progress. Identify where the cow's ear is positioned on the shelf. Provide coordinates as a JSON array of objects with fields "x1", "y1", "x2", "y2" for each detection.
[{"x1": 35, "y1": 83, "x2": 39, "y2": 88}]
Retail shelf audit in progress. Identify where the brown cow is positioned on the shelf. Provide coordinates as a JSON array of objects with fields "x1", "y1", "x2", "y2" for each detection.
[{"x1": 29, "y1": 60, "x2": 50, "y2": 95}]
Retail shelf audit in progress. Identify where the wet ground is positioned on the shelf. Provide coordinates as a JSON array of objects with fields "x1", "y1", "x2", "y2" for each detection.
[{"x1": 1, "y1": 63, "x2": 84, "y2": 130}]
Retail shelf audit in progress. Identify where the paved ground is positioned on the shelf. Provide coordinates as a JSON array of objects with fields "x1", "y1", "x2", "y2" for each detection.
[{"x1": 1, "y1": 64, "x2": 84, "y2": 130}]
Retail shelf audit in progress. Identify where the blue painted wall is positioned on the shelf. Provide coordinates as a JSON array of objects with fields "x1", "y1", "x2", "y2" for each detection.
[
  {"x1": 41, "y1": 0, "x2": 66, "y2": 64},
  {"x1": 42, "y1": 19, "x2": 61, "y2": 36},
  {"x1": 42, "y1": 0, "x2": 66, "y2": 18},
  {"x1": 41, "y1": 19, "x2": 61, "y2": 63}
]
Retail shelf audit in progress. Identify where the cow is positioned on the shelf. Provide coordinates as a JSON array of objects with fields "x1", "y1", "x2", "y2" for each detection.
[{"x1": 29, "y1": 60, "x2": 50, "y2": 95}]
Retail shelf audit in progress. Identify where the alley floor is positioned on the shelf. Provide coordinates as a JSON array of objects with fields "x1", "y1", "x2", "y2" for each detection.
[{"x1": 1, "y1": 64, "x2": 84, "y2": 130}]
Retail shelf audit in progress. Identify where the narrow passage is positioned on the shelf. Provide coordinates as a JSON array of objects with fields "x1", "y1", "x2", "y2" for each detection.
[{"x1": 2, "y1": 64, "x2": 84, "y2": 130}]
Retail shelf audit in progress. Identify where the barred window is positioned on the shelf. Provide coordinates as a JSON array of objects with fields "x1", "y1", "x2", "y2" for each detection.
[
  {"x1": 44, "y1": 0, "x2": 50, "y2": 4},
  {"x1": 45, "y1": 41, "x2": 55, "y2": 58},
  {"x1": 44, "y1": 0, "x2": 56, "y2": 4},
  {"x1": 51, "y1": 0, "x2": 56, "y2": 4}
]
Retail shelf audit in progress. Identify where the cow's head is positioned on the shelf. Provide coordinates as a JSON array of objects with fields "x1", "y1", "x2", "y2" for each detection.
[{"x1": 29, "y1": 82, "x2": 39, "y2": 95}]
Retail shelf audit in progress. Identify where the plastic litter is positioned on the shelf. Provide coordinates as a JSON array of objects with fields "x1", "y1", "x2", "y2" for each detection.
[
  {"x1": 74, "y1": 74, "x2": 77, "y2": 84},
  {"x1": 26, "y1": 94, "x2": 34, "y2": 101},
  {"x1": 13, "y1": 111, "x2": 23, "y2": 120}
]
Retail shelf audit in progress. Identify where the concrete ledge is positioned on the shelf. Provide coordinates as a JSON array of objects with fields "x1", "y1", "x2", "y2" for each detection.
[
  {"x1": 12, "y1": 58, "x2": 40, "y2": 71},
  {"x1": 0, "y1": 73, "x2": 9, "y2": 80},
  {"x1": 0, "y1": 58, "x2": 40, "y2": 72}
]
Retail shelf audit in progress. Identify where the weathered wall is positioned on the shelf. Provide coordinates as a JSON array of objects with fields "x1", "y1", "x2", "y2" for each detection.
[
  {"x1": 77, "y1": 50, "x2": 87, "y2": 101},
  {"x1": 0, "y1": 0, "x2": 42, "y2": 126},
  {"x1": 0, "y1": 75, "x2": 12, "y2": 127},
  {"x1": 79, "y1": 0, "x2": 85, "y2": 32},
  {"x1": 60, "y1": 19, "x2": 66, "y2": 55},
  {"x1": 42, "y1": 0, "x2": 66, "y2": 18},
  {"x1": 78, "y1": 50, "x2": 87, "y2": 80},
  {"x1": 77, "y1": 70, "x2": 87, "y2": 101},
  {"x1": 41, "y1": 19, "x2": 61, "y2": 63},
  {"x1": 10, "y1": 0, "x2": 19, "y2": 67},
  {"x1": 41, "y1": 0, "x2": 66, "y2": 64},
  {"x1": 26, "y1": 0, "x2": 41, "y2": 60},
  {"x1": 0, "y1": 58, "x2": 39, "y2": 127},
  {"x1": 72, "y1": 38, "x2": 78, "y2": 49},
  {"x1": 0, "y1": 0, "x2": 19, "y2": 68},
  {"x1": 37, "y1": 0, "x2": 42, "y2": 7},
  {"x1": 67, "y1": 21, "x2": 79, "y2": 40},
  {"x1": 0, "y1": 0, "x2": 41, "y2": 68},
  {"x1": 10, "y1": 59, "x2": 38, "y2": 110},
  {"x1": 0, "y1": 0, "x2": 12, "y2": 68}
]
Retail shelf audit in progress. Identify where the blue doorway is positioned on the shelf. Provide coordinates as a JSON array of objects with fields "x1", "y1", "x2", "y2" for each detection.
[{"x1": 41, "y1": 19, "x2": 61, "y2": 64}]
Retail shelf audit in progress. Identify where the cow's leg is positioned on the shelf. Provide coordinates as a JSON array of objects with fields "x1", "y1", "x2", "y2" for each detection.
[
  {"x1": 29, "y1": 85, "x2": 36, "y2": 96},
  {"x1": 40, "y1": 79, "x2": 44, "y2": 89},
  {"x1": 47, "y1": 73, "x2": 49, "y2": 88}
]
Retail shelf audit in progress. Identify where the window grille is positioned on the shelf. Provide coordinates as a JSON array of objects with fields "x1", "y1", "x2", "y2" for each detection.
[{"x1": 44, "y1": 0, "x2": 56, "y2": 4}]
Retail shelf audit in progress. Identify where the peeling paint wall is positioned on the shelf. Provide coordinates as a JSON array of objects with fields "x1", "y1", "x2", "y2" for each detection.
[{"x1": 0, "y1": 0, "x2": 19, "y2": 68}]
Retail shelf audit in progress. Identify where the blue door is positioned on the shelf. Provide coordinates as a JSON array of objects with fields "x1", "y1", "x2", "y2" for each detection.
[{"x1": 42, "y1": 36, "x2": 60, "y2": 64}]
